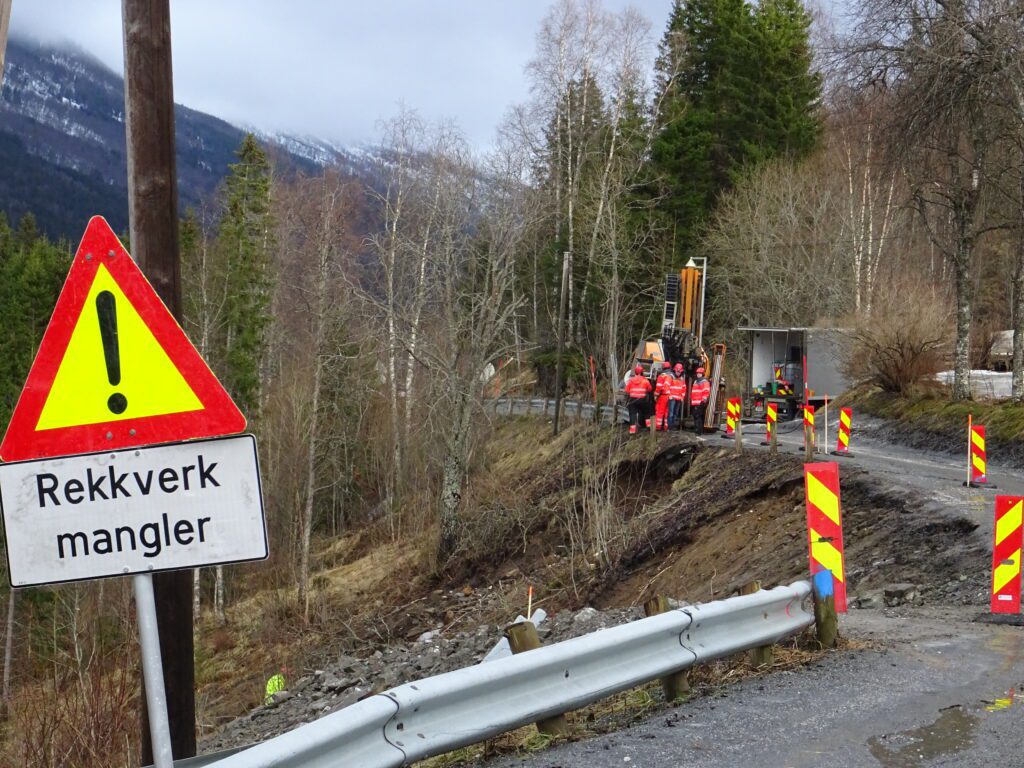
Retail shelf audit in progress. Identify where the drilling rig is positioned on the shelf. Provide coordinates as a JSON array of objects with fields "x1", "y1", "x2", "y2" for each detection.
[{"x1": 625, "y1": 262, "x2": 726, "y2": 430}]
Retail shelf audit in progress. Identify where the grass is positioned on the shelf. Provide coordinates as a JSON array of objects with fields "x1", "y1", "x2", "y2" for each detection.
[{"x1": 855, "y1": 388, "x2": 1024, "y2": 446}]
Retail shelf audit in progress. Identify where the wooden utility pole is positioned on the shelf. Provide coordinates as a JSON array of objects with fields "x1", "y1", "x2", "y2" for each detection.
[
  {"x1": 0, "y1": 0, "x2": 12, "y2": 88},
  {"x1": 121, "y1": 0, "x2": 195, "y2": 762},
  {"x1": 552, "y1": 251, "x2": 571, "y2": 436}
]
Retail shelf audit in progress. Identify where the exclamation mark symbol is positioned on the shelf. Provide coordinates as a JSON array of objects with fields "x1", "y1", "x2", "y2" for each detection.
[{"x1": 96, "y1": 291, "x2": 128, "y2": 414}]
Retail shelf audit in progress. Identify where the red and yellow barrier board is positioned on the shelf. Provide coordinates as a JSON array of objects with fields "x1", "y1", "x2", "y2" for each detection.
[
  {"x1": 836, "y1": 408, "x2": 852, "y2": 454},
  {"x1": 803, "y1": 404, "x2": 815, "y2": 429},
  {"x1": 725, "y1": 398, "x2": 740, "y2": 436},
  {"x1": 804, "y1": 462, "x2": 847, "y2": 613},
  {"x1": 762, "y1": 402, "x2": 778, "y2": 444},
  {"x1": 991, "y1": 495, "x2": 1023, "y2": 614},
  {"x1": 971, "y1": 424, "x2": 987, "y2": 484}
]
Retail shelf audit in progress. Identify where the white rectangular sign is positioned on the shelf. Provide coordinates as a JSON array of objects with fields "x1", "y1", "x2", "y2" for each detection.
[{"x1": 0, "y1": 434, "x2": 267, "y2": 587}]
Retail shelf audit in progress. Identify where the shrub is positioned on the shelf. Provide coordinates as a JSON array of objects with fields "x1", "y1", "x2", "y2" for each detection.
[{"x1": 843, "y1": 282, "x2": 951, "y2": 395}]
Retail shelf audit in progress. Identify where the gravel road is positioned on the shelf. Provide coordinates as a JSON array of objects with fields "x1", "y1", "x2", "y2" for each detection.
[{"x1": 475, "y1": 607, "x2": 1024, "y2": 768}]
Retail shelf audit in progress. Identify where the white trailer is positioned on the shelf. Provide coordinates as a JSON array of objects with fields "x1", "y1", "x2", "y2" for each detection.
[{"x1": 740, "y1": 327, "x2": 850, "y2": 420}]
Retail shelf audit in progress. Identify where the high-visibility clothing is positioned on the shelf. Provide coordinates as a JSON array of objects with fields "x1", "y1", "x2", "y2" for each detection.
[
  {"x1": 655, "y1": 394, "x2": 670, "y2": 430},
  {"x1": 690, "y1": 377, "x2": 711, "y2": 406},
  {"x1": 265, "y1": 673, "x2": 286, "y2": 704},
  {"x1": 625, "y1": 375, "x2": 652, "y2": 399},
  {"x1": 668, "y1": 377, "x2": 687, "y2": 401},
  {"x1": 655, "y1": 372, "x2": 674, "y2": 397}
]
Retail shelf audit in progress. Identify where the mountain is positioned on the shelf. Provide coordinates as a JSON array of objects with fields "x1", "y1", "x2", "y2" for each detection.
[{"x1": 0, "y1": 39, "x2": 379, "y2": 241}]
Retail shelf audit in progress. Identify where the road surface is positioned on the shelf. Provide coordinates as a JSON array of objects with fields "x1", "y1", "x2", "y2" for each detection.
[{"x1": 476, "y1": 607, "x2": 1024, "y2": 768}]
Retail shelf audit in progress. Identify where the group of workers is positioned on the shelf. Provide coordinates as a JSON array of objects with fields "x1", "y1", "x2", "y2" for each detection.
[{"x1": 623, "y1": 361, "x2": 711, "y2": 436}]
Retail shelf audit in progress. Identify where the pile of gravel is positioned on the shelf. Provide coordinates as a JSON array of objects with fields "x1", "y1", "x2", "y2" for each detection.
[{"x1": 202, "y1": 603, "x2": 645, "y2": 752}]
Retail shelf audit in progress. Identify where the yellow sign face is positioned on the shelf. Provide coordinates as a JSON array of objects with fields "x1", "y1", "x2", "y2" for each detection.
[{"x1": 35, "y1": 265, "x2": 203, "y2": 431}]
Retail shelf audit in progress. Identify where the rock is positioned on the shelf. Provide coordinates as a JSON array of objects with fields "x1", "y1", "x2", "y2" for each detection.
[
  {"x1": 417, "y1": 630, "x2": 438, "y2": 644},
  {"x1": 267, "y1": 690, "x2": 292, "y2": 706},
  {"x1": 573, "y1": 607, "x2": 600, "y2": 625},
  {"x1": 883, "y1": 583, "x2": 919, "y2": 607},
  {"x1": 854, "y1": 591, "x2": 884, "y2": 610}
]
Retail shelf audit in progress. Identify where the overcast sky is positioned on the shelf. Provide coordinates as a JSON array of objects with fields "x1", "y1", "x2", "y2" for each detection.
[{"x1": 10, "y1": 0, "x2": 680, "y2": 148}]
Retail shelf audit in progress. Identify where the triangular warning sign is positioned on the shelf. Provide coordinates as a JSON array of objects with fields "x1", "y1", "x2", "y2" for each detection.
[{"x1": 0, "y1": 217, "x2": 246, "y2": 461}]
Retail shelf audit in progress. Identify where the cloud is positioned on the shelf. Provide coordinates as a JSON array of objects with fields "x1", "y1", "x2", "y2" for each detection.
[{"x1": 9, "y1": 0, "x2": 670, "y2": 147}]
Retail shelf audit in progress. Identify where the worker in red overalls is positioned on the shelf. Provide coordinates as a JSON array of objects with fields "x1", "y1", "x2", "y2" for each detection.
[
  {"x1": 690, "y1": 366, "x2": 711, "y2": 435},
  {"x1": 624, "y1": 365, "x2": 652, "y2": 434},
  {"x1": 668, "y1": 363, "x2": 687, "y2": 430},
  {"x1": 654, "y1": 361, "x2": 673, "y2": 431}
]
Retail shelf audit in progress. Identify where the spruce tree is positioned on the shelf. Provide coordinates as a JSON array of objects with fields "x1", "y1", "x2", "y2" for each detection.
[
  {"x1": 216, "y1": 135, "x2": 275, "y2": 418},
  {"x1": 646, "y1": 0, "x2": 821, "y2": 262}
]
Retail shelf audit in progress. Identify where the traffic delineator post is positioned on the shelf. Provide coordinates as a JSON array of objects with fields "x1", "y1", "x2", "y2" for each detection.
[
  {"x1": 965, "y1": 422, "x2": 990, "y2": 488},
  {"x1": 804, "y1": 462, "x2": 847, "y2": 613},
  {"x1": 990, "y1": 496, "x2": 1023, "y2": 614},
  {"x1": 722, "y1": 397, "x2": 740, "y2": 440},
  {"x1": 832, "y1": 407, "x2": 853, "y2": 456},
  {"x1": 803, "y1": 405, "x2": 816, "y2": 460},
  {"x1": 761, "y1": 402, "x2": 778, "y2": 453}
]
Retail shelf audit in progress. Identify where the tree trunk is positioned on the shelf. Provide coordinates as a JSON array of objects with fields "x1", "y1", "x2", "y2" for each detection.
[
  {"x1": 214, "y1": 566, "x2": 225, "y2": 625},
  {"x1": 192, "y1": 569, "x2": 201, "y2": 623},
  {"x1": 1013, "y1": 227, "x2": 1024, "y2": 402},
  {"x1": 952, "y1": 241, "x2": 974, "y2": 402},
  {"x1": 298, "y1": 325, "x2": 324, "y2": 623},
  {"x1": 436, "y1": 392, "x2": 472, "y2": 568}
]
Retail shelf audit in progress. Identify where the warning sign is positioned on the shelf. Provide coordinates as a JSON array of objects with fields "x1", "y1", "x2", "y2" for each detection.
[
  {"x1": 0, "y1": 434, "x2": 266, "y2": 587},
  {"x1": 0, "y1": 217, "x2": 245, "y2": 461}
]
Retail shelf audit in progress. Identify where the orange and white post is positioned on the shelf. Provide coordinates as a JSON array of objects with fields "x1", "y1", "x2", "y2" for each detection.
[{"x1": 991, "y1": 496, "x2": 1023, "y2": 614}]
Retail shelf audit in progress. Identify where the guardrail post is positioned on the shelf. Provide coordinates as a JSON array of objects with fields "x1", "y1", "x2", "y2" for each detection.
[
  {"x1": 504, "y1": 621, "x2": 571, "y2": 736},
  {"x1": 740, "y1": 581, "x2": 773, "y2": 667},
  {"x1": 642, "y1": 595, "x2": 691, "y2": 702},
  {"x1": 735, "y1": 415, "x2": 744, "y2": 455},
  {"x1": 812, "y1": 570, "x2": 838, "y2": 649}
]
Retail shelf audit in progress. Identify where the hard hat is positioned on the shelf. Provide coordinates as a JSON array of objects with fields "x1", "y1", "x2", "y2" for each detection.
[
  {"x1": 674, "y1": 363, "x2": 683, "y2": 373},
  {"x1": 663, "y1": 361, "x2": 672, "y2": 369},
  {"x1": 697, "y1": 367, "x2": 705, "y2": 375},
  {"x1": 634, "y1": 365, "x2": 644, "y2": 375}
]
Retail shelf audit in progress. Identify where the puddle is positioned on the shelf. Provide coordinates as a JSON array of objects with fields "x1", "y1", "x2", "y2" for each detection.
[
  {"x1": 867, "y1": 706, "x2": 978, "y2": 767},
  {"x1": 868, "y1": 680, "x2": 1023, "y2": 766}
]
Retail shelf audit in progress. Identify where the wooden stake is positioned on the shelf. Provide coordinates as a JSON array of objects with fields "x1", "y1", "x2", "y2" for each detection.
[
  {"x1": 812, "y1": 570, "x2": 838, "y2": 649},
  {"x1": 643, "y1": 595, "x2": 691, "y2": 701},
  {"x1": 804, "y1": 423, "x2": 814, "y2": 462},
  {"x1": 770, "y1": 419, "x2": 778, "y2": 456},
  {"x1": 740, "y1": 582, "x2": 773, "y2": 667},
  {"x1": 504, "y1": 622, "x2": 571, "y2": 736},
  {"x1": 122, "y1": 0, "x2": 196, "y2": 760},
  {"x1": 734, "y1": 414, "x2": 744, "y2": 455}
]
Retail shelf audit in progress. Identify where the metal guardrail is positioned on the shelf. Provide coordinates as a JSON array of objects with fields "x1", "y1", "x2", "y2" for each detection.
[
  {"x1": 209, "y1": 581, "x2": 812, "y2": 767},
  {"x1": 492, "y1": 397, "x2": 619, "y2": 422}
]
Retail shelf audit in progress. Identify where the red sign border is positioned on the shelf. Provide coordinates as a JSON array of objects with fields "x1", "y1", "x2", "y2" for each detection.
[{"x1": 0, "y1": 217, "x2": 245, "y2": 462}]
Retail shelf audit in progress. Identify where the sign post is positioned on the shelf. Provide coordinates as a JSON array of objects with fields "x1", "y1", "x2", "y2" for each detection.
[{"x1": 0, "y1": 218, "x2": 260, "y2": 768}]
